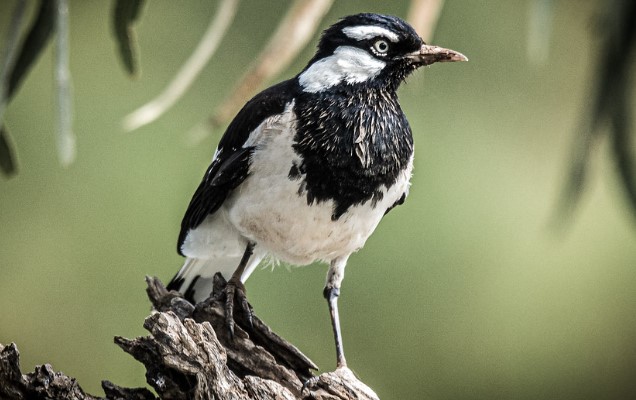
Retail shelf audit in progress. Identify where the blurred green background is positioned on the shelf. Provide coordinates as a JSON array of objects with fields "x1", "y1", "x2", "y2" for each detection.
[{"x1": 2, "y1": 1, "x2": 636, "y2": 399}]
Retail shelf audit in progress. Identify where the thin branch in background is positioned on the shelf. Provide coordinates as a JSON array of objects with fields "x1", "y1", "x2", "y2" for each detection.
[
  {"x1": 406, "y1": 0, "x2": 445, "y2": 42},
  {"x1": 204, "y1": 0, "x2": 333, "y2": 135},
  {"x1": 55, "y1": 0, "x2": 75, "y2": 167},
  {"x1": 526, "y1": 0, "x2": 554, "y2": 66},
  {"x1": 112, "y1": 0, "x2": 146, "y2": 77},
  {"x1": 122, "y1": 0, "x2": 239, "y2": 132}
]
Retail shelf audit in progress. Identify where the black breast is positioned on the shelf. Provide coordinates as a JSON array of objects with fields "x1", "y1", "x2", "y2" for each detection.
[{"x1": 291, "y1": 85, "x2": 414, "y2": 220}]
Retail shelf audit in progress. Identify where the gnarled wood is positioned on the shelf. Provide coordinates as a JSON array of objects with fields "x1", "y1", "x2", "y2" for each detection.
[{"x1": 0, "y1": 276, "x2": 379, "y2": 400}]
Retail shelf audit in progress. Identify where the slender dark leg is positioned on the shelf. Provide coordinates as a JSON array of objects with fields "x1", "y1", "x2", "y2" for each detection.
[
  {"x1": 324, "y1": 286, "x2": 347, "y2": 368},
  {"x1": 324, "y1": 257, "x2": 348, "y2": 368},
  {"x1": 225, "y1": 241, "x2": 255, "y2": 339}
]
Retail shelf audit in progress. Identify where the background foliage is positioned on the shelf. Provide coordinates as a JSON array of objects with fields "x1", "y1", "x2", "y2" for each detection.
[{"x1": 1, "y1": 1, "x2": 635, "y2": 399}]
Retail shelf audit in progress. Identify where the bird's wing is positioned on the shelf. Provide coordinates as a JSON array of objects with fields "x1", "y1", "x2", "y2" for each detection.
[{"x1": 177, "y1": 79, "x2": 298, "y2": 255}]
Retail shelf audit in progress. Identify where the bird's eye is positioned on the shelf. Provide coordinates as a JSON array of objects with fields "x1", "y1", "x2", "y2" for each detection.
[{"x1": 372, "y1": 39, "x2": 389, "y2": 55}]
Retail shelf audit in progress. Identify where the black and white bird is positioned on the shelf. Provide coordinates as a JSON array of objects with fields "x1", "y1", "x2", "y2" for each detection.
[{"x1": 167, "y1": 13, "x2": 466, "y2": 368}]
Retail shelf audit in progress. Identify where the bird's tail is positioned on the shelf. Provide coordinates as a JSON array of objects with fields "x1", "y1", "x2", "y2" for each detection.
[
  {"x1": 166, "y1": 256, "x2": 241, "y2": 304},
  {"x1": 167, "y1": 253, "x2": 264, "y2": 304}
]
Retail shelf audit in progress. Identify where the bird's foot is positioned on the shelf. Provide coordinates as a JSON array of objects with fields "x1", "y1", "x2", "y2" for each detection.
[
  {"x1": 302, "y1": 365, "x2": 349, "y2": 390},
  {"x1": 302, "y1": 367, "x2": 379, "y2": 399},
  {"x1": 302, "y1": 375, "x2": 320, "y2": 393},
  {"x1": 218, "y1": 277, "x2": 253, "y2": 339}
]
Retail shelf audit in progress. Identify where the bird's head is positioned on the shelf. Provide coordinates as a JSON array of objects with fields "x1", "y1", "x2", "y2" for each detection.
[{"x1": 298, "y1": 13, "x2": 467, "y2": 93}]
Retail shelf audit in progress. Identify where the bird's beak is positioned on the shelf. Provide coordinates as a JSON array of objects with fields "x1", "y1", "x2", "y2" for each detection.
[{"x1": 407, "y1": 44, "x2": 468, "y2": 66}]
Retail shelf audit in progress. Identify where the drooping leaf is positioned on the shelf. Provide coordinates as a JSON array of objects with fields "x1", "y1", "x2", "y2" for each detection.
[
  {"x1": 611, "y1": 84, "x2": 636, "y2": 220},
  {"x1": 112, "y1": 0, "x2": 145, "y2": 77},
  {"x1": 7, "y1": 0, "x2": 56, "y2": 101},
  {"x1": 0, "y1": 125, "x2": 17, "y2": 176},
  {"x1": 556, "y1": 0, "x2": 636, "y2": 227}
]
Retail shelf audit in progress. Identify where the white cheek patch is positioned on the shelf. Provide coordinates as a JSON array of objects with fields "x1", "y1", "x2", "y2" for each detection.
[
  {"x1": 299, "y1": 46, "x2": 386, "y2": 93},
  {"x1": 342, "y1": 25, "x2": 400, "y2": 42}
]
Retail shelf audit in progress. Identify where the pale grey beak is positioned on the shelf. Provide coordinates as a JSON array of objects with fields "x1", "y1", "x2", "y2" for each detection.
[{"x1": 407, "y1": 44, "x2": 468, "y2": 66}]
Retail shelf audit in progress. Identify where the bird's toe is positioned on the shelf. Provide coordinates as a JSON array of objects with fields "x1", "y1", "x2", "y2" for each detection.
[{"x1": 223, "y1": 278, "x2": 253, "y2": 339}]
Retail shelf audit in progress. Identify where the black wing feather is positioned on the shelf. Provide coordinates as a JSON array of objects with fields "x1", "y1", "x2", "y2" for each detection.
[{"x1": 177, "y1": 79, "x2": 299, "y2": 255}]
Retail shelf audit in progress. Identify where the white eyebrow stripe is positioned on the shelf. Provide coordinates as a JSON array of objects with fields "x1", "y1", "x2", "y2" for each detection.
[
  {"x1": 342, "y1": 25, "x2": 400, "y2": 42},
  {"x1": 298, "y1": 46, "x2": 386, "y2": 93}
]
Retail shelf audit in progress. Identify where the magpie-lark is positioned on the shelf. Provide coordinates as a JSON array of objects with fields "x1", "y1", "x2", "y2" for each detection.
[{"x1": 167, "y1": 13, "x2": 466, "y2": 368}]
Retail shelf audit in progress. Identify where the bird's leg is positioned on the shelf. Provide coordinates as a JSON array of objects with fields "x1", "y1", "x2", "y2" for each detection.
[
  {"x1": 225, "y1": 241, "x2": 255, "y2": 339},
  {"x1": 324, "y1": 257, "x2": 348, "y2": 369}
]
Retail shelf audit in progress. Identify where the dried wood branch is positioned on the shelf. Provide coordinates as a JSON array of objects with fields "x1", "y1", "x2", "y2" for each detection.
[
  {"x1": 0, "y1": 276, "x2": 380, "y2": 400},
  {"x1": 0, "y1": 343, "x2": 103, "y2": 400}
]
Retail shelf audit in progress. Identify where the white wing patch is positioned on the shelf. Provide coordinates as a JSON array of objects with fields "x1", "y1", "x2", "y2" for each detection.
[
  {"x1": 298, "y1": 46, "x2": 386, "y2": 93},
  {"x1": 342, "y1": 25, "x2": 400, "y2": 42}
]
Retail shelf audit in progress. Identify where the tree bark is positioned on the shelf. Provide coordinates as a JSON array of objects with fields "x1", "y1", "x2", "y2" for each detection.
[{"x1": 0, "y1": 276, "x2": 380, "y2": 400}]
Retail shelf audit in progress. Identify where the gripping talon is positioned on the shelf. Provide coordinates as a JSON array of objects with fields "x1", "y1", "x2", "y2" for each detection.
[
  {"x1": 241, "y1": 296, "x2": 253, "y2": 328},
  {"x1": 219, "y1": 243, "x2": 256, "y2": 339},
  {"x1": 225, "y1": 281, "x2": 236, "y2": 339},
  {"x1": 224, "y1": 276, "x2": 254, "y2": 339}
]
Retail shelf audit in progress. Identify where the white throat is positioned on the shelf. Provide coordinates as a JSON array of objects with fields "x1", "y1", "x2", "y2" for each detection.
[{"x1": 298, "y1": 46, "x2": 386, "y2": 93}]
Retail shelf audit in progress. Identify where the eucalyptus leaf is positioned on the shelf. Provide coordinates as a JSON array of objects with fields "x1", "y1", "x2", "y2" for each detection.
[
  {"x1": 0, "y1": 125, "x2": 17, "y2": 176},
  {"x1": 611, "y1": 89, "x2": 636, "y2": 220},
  {"x1": 556, "y1": 0, "x2": 636, "y2": 227},
  {"x1": 113, "y1": 0, "x2": 145, "y2": 77},
  {"x1": 7, "y1": 0, "x2": 55, "y2": 101}
]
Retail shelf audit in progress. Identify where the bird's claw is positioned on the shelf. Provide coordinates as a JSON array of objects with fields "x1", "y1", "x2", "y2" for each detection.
[
  {"x1": 223, "y1": 278, "x2": 253, "y2": 339},
  {"x1": 302, "y1": 375, "x2": 320, "y2": 394}
]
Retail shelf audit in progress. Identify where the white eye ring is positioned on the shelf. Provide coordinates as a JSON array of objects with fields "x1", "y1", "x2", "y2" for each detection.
[{"x1": 373, "y1": 39, "x2": 389, "y2": 55}]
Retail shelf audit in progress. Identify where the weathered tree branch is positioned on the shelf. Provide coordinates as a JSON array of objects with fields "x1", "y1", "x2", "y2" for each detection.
[{"x1": 0, "y1": 276, "x2": 379, "y2": 400}]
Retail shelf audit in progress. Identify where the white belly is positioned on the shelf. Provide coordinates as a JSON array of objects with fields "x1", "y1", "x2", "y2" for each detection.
[{"x1": 225, "y1": 102, "x2": 413, "y2": 265}]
